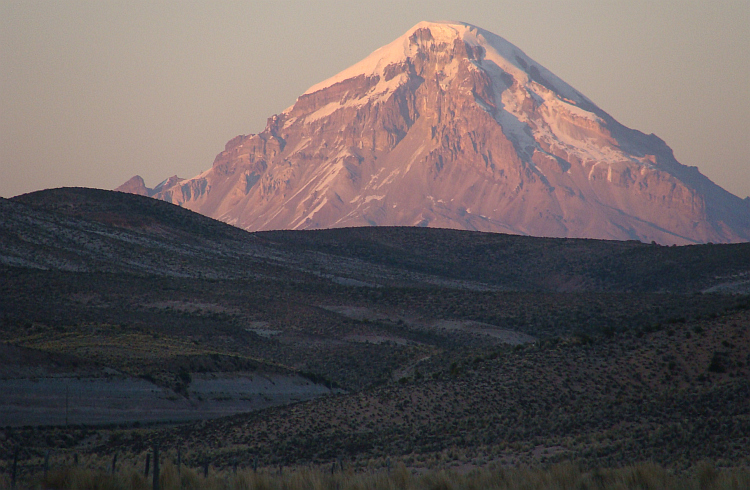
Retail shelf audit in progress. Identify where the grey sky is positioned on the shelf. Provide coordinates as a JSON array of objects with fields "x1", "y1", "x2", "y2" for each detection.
[{"x1": 1, "y1": 1, "x2": 748, "y2": 199}]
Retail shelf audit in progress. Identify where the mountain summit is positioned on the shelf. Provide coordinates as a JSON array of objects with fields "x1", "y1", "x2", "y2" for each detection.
[{"x1": 118, "y1": 21, "x2": 750, "y2": 244}]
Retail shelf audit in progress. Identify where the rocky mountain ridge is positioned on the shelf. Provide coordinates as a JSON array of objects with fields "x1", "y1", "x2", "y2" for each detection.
[{"x1": 118, "y1": 21, "x2": 750, "y2": 245}]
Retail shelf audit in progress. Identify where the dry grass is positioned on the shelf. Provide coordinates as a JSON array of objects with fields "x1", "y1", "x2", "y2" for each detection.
[{"x1": 5, "y1": 461, "x2": 750, "y2": 490}]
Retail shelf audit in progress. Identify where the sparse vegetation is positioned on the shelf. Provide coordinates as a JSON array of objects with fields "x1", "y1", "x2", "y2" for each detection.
[
  {"x1": 1, "y1": 188, "x2": 749, "y2": 488},
  {"x1": 4, "y1": 461, "x2": 750, "y2": 490}
]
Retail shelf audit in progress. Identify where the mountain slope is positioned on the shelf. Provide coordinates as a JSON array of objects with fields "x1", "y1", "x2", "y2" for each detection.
[
  {"x1": 5, "y1": 188, "x2": 750, "y2": 293},
  {"x1": 117, "y1": 21, "x2": 750, "y2": 244}
]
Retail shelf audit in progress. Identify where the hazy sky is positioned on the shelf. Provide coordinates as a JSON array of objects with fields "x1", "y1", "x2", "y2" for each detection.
[{"x1": 2, "y1": 1, "x2": 749, "y2": 199}]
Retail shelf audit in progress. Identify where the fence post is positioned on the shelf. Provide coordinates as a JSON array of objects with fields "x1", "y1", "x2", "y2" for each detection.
[
  {"x1": 253, "y1": 456, "x2": 257, "y2": 473},
  {"x1": 144, "y1": 453, "x2": 150, "y2": 478},
  {"x1": 11, "y1": 449, "x2": 18, "y2": 490},
  {"x1": 111, "y1": 452, "x2": 117, "y2": 475},
  {"x1": 44, "y1": 450, "x2": 50, "y2": 480},
  {"x1": 153, "y1": 445, "x2": 160, "y2": 490},
  {"x1": 176, "y1": 447, "x2": 181, "y2": 476},
  {"x1": 203, "y1": 460, "x2": 209, "y2": 479}
]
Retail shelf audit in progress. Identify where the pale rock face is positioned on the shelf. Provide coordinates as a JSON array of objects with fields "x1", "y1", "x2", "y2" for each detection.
[
  {"x1": 116, "y1": 21, "x2": 750, "y2": 244},
  {"x1": 116, "y1": 175, "x2": 149, "y2": 196}
]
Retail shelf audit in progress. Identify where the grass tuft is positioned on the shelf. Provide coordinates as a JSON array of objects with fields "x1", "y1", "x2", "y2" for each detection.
[{"x1": 5, "y1": 462, "x2": 747, "y2": 490}]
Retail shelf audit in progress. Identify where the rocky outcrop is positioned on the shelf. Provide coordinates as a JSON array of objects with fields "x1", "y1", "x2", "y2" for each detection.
[
  {"x1": 115, "y1": 175, "x2": 149, "y2": 196},
  {"x1": 118, "y1": 21, "x2": 750, "y2": 245}
]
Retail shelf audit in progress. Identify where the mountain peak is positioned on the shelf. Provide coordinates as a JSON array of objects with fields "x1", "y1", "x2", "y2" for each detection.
[
  {"x1": 118, "y1": 22, "x2": 750, "y2": 245},
  {"x1": 115, "y1": 175, "x2": 149, "y2": 196},
  {"x1": 300, "y1": 21, "x2": 462, "y2": 96},
  {"x1": 302, "y1": 21, "x2": 587, "y2": 107}
]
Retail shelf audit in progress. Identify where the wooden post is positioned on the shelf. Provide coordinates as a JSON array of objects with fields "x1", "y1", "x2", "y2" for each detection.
[
  {"x1": 44, "y1": 450, "x2": 50, "y2": 480},
  {"x1": 111, "y1": 452, "x2": 117, "y2": 475},
  {"x1": 144, "y1": 453, "x2": 150, "y2": 478},
  {"x1": 11, "y1": 449, "x2": 18, "y2": 490},
  {"x1": 152, "y1": 445, "x2": 159, "y2": 490},
  {"x1": 253, "y1": 456, "x2": 257, "y2": 473},
  {"x1": 176, "y1": 447, "x2": 181, "y2": 476},
  {"x1": 73, "y1": 453, "x2": 78, "y2": 468},
  {"x1": 203, "y1": 460, "x2": 209, "y2": 479},
  {"x1": 65, "y1": 384, "x2": 69, "y2": 426}
]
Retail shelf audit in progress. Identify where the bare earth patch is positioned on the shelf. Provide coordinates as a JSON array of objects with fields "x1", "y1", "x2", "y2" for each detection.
[
  {"x1": 322, "y1": 305, "x2": 536, "y2": 345},
  {"x1": 433, "y1": 320, "x2": 537, "y2": 344},
  {"x1": 0, "y1": 371, "x2": 334, "y2": 427}
]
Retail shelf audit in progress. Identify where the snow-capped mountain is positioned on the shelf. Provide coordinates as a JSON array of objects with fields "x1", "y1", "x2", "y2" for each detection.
[{"x1": 117, "y1": 21, "x2": 750, "y2": 244}]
